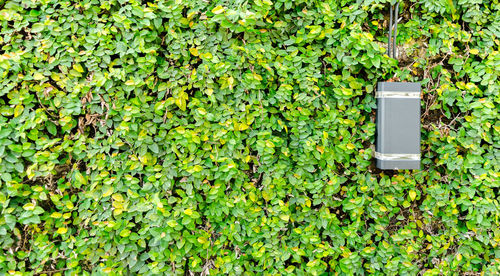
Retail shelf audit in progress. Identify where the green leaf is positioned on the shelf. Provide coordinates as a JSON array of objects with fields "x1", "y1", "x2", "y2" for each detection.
[
  {"x1": 119, "y1": 229, "x2": 131, "y2": 237},
  {"x1": 46, "y1": 121, "x2": 57, "y2": 135},
  {"x1": 32, "y1": 23, "x2": 44, "y2": 32},
  {"x1": 74, "y1": 170, "x2": 87, "y2": 188},
  {"x1": 149, "y1": 143, "x2": 159, "y2": 154}
]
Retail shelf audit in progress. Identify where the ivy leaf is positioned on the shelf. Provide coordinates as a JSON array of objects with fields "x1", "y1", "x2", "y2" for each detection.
[
  {"x1": 409, "y1": 190, "x2": 417, "y2": 201},
  {"x1": 119, "y1": 229, "x2": 131, "y2": 237},
  {"x1": 32, "y1": 23, "x2": 44, "y2": 32},
  {"x1": 212, "y1": 6, "x2": 225, "y2": 14},
  {"x1": 57, "y1": 227, "x2": 68, "y2": 234},
  {"x1": 74, "y1": 170, "x2": 87, "y2": 188}
]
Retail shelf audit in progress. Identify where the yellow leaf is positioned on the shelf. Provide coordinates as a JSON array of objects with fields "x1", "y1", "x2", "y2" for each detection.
[
  {"x1": 51, "y1": 212, "x2": 62, "y2": 218},
  {"x1": 33, "y1": 72, "x2": 44, "y2": 80},
  {"x1": 167, "y1": 220, "x2": 178, "y2": 227},
  {"x1": 73, "y1": 63, "x2": 84, "y2": 73},
  {"x1": 56, "y1": 227, "x2": 68, "y2": 234},
  {"x1": 238, "y1": 123, "x2": 249, "y2": 131},
  {"x1": 33, "y1": 186, "x2": 44, "y2": 192},
  {"x1": 285, "y1": 266, "x2": 295, "y2": 273},
  {"x1": 409, "y1": 190, "x2": 417, "y2": 201},
  {"x1": 184, "y1": 209, "x2": 193, "y2": 216},
  {"x1": 228, "y1": 76, "x2": 234, "y2": 90},
  {"x1": 212, "y1": 5, "x2": 225, "y2": 14},
  {"x1": 189, "y1": 48, "x2": 199, "y2": 56},
  {"x1": 197, "y1": 236, "x2": 208, "y2": 244},
  {"x1": 197, "y1": 108, "x2": 207, "y2": 115},
  {"x1": 113, "y1": 208, "x2": 123, "y2": 216},
  {"x1": 187, "y1": 11, "x2": 197, "y2": 20},
  {"x1": 470, "y1": 49, "x2": 479, "y2": 55},
  {"x1": 202, "y1": 52, "x2": 213, "y2": 59},
  {"x1": 112, "y1": 193, "x2": 124, "y2": 202},
  {"x1": 174, "y1": 97, "x2": 186, "y2": 111},
  {"x1": 262, "y1": 190, "x2": 270, "y2": 201},
  {"x1": 249, "y1": 192, "x2": 256, "y2": 202},
  {"x1": 382, "y1": 241, "x2": 390, "y2": 248},
  {"x1": 191, "y1": 68, "x2": 197, "y2": 80},
  {"x1": 125, "y1": 79, "x2": 135, "y2": 86},
  {"x1": 280, "y1": 214, "x2": 290, "y2": 222},
  {"x1": 119, "y1": 229, "x2": 131, "y2": 237},
  {"x1": 102, "y1": 186, "x2": 114, "y2": 197},
  {"x1": 14, "y1": 105, "x2": 24, "y2": 117},
  {"x1": 23, "y1": 203, "x2": 35, "y2": 211},
  {"x1": 346, "y1": 143, "x2": 355, "y2": 150},
  {"x1": 265, "y1": 140, "x2": 275, "y2": 148}
]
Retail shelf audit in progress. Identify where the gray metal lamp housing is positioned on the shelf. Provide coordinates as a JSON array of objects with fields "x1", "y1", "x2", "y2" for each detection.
[
  {"x1": 375, "y1": 2, "x2": 421, "y2": 170},
  {"x1": 375, "y1": 82, "x2": 421, "y2": 170}
]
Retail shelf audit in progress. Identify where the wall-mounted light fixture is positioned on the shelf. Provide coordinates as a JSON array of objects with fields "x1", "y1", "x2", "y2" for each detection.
[{"x1": 376, "y1": 2, "x2": 421, "y2": 170}]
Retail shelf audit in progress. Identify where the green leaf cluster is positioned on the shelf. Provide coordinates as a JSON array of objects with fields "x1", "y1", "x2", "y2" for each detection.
[{"x1": 0, "y1": 0, "x2": 499, "y2": 275}]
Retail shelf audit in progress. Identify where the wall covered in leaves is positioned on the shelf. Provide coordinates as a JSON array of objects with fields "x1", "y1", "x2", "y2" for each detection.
[{"x1": 0, "y1": 0, "x2": 499, "y2": 274}]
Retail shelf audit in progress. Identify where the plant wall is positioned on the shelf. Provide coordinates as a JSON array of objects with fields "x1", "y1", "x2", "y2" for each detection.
[{"x1": 0, "y1": 0, "x2": 499, "y2": 274}]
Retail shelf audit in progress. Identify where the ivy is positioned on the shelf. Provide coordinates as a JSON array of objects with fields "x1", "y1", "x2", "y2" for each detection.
[{"x1": 0, "y1": 0, "x2": 499, "y2": 275}]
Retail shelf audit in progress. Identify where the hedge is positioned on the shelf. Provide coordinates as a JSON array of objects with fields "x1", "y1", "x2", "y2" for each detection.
[{"x1": 0, "y1": 0, "x2": 499, "y2": 274}]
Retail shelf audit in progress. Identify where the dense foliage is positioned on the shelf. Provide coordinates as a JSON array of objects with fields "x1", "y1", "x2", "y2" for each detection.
[{"x1": 1, "y1": 0, "x2": 499, "y2": 274}]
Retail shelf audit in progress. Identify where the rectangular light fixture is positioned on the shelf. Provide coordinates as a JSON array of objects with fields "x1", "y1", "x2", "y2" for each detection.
[
  {"x1": 376, "y1": 82, "x2": 421, "y2": 170},
  {"x1": 376, "y1": 2, "x2": 421, "y2": 170}
]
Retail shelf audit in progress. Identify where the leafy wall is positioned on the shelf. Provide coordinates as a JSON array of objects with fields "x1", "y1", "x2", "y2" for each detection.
[{"x1": 0, "y1": 0, "x2": 499, "y2": 274}]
